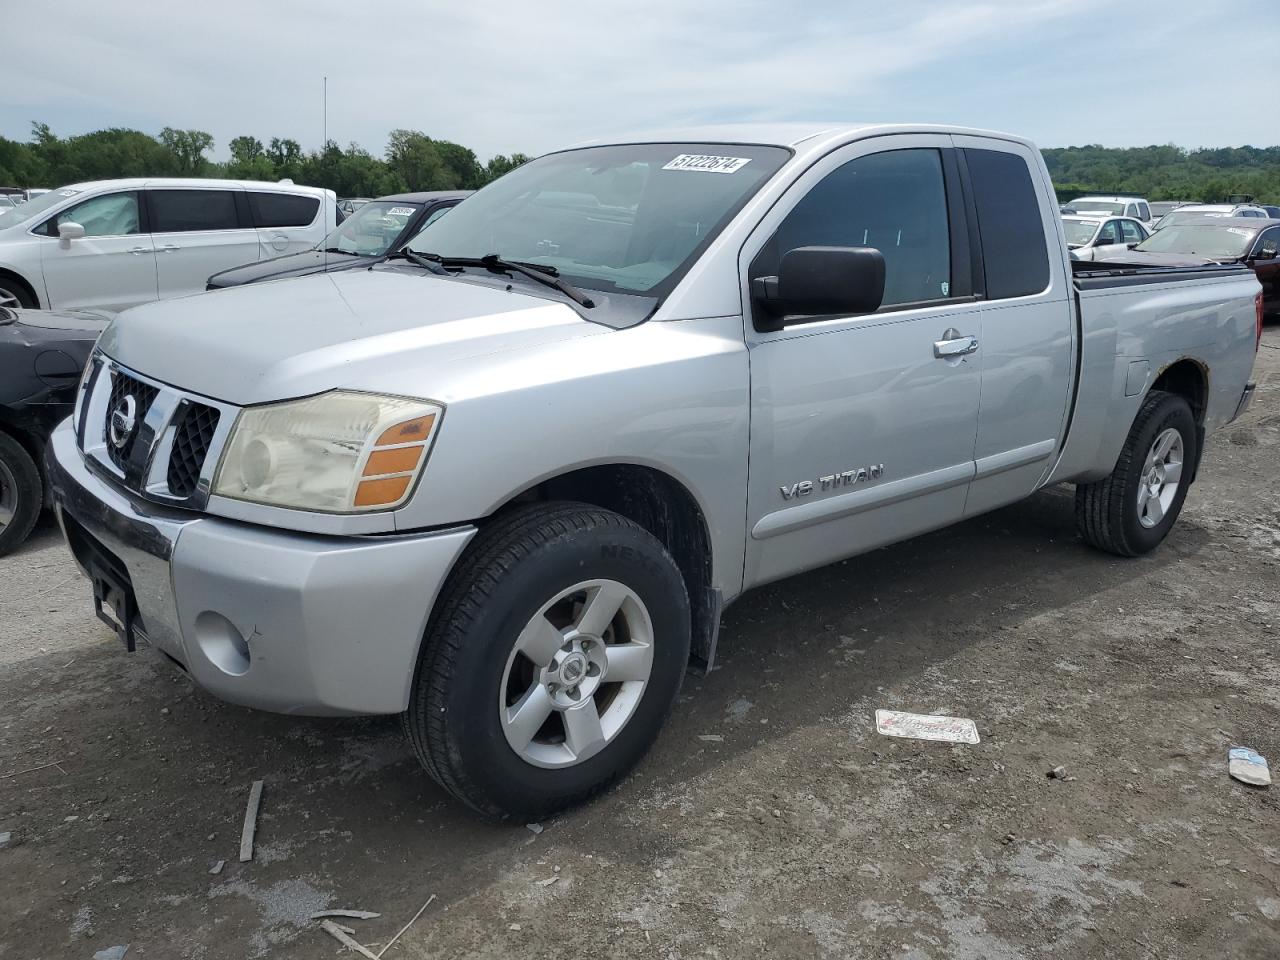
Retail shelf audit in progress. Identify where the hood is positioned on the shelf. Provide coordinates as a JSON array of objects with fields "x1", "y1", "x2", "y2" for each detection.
[
  {"x1": 98, "y1": 267, "x2": 610, "y2": 405},
  {"x1": 0, "y1": 305, "x2": 111, "y2": 337},
  {"x1": 206, "y1": 249, "x2": 369, "y2": 289}
]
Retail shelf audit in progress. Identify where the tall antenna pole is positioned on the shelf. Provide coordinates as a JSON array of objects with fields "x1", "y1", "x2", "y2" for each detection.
[{"x1": 323, "y1": 76, "x2": 328, "y2": 149}]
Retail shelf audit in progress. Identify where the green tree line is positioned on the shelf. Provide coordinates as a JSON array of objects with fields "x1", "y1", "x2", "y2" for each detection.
[
  {"x1": 1044, "y1": 143, "x2": 1280, "y2": 204},
  {"x1": 0, "y1": 123, "x2": 531, "y2": 196},
  {"x1": 2, "y1": 124, "x2": 1277, "y2": 204}
]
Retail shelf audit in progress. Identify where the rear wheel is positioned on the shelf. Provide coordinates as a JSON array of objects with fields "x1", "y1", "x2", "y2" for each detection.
[
  {"x1": 1075, "y1": 390, "x2": 1197, "y2": 557},
  {"x1": 0, "y1": 432, "x2": 43, "y2": 557},
  {"x1": 404, "y1": 502, "x2": 691, "y2": 819}
]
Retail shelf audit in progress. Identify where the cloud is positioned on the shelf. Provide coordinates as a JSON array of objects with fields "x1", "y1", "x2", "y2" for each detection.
[{"x1": 0, "y1": 0, "x2": 1272, "y2": 160}]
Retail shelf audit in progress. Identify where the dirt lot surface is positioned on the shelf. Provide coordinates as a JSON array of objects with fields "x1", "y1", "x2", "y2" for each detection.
[{"x1": 3, "y1": 329, "x2": 1279, "y2": 960}]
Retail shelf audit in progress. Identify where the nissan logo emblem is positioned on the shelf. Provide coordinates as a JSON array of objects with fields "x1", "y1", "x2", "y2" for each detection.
[{"x1": 108, "y1": 394, "x2": 138, "y2": 450}]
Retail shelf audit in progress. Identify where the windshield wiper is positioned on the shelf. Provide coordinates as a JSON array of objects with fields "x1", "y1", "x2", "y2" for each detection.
[
  {"x1": 415, "y1": 252, "x2": 595, "y2": 308},
  {"x1": 381, "y1": 248, "x2": 449, "y2": 274}
]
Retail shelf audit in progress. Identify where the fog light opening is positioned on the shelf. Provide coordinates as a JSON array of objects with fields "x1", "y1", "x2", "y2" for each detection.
[{"x1": 194, "y1": 611, "x2": 251, "y2": 676}]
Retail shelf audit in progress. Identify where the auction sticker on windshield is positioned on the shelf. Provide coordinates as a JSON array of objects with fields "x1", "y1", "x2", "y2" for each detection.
[
  {"x1": 387, "y1": 207, "x2": 416, "y2": 217},
  {"x1": 663, "y1": 154, "x2": 752, "y2": 174}
]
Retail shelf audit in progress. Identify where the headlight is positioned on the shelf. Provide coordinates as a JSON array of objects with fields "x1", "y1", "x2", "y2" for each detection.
[{"x1": 213, "y1": 390, "x2": 442, "y2": 513}]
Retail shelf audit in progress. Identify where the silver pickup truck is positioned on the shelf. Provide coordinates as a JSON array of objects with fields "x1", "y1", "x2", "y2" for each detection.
[{"x1": 47, "y1": 124, "x2": 1261, "y2": 818}]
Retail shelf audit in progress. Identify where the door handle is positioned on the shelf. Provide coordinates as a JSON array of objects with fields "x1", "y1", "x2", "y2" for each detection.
[
  {"x1": 129, "y1": 246, "x2": 148, "y2": 256},
  {"x1": 159, "y1": 244, "x2": 180, "y2": 253},
  {"x1": 933, "y1": 332, "x2": 978, "y2": 358}
]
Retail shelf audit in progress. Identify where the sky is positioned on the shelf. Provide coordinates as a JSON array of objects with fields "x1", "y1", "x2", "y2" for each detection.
[{"x1": 1, "y1": 0, "x2": 1274, "y2": 163}]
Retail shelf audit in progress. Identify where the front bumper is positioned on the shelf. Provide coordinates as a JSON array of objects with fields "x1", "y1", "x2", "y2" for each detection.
[{"x1": 46, "y1": 419, "x2": 475, "y2": 716}]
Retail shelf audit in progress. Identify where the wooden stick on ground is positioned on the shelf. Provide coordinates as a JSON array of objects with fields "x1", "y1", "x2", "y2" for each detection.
[
  {"x1": 239, "y1": 779, "x2": 264, "y2": 863},
  {"x1": 376, "y1": 894, "x2": 436, "y2": 958},
  {"x1": 320, "y1": 920, "x2": 380, "y2": 959}
]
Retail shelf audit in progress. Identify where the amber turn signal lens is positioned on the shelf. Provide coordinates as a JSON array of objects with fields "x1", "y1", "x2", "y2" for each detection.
[
  {"x1": 375, "y1": 413, "x2": 435, "y2": 447},
  {"x1": 354, "y1": 475, "x2": 412, "y2": 507},
  {"x1": 362, "y1": 447, "x2": 423, "y2": 477}
]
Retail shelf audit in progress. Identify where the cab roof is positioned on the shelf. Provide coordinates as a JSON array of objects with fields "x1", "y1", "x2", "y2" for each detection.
[{"x1": 561, "y1": 122, "x2": 1038, "y2": 152}]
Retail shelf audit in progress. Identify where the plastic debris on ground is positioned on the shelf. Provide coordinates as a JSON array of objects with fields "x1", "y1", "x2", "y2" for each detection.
[
  {"x1": 1228, "y1": 747, "x2": 1272, "y2": 787},
  {"x1": 874, "y1": 709, "x2": 980, "y2": 744},
  {"x1": 92, "y1": 947, "x2": 129, "y2": 960}
]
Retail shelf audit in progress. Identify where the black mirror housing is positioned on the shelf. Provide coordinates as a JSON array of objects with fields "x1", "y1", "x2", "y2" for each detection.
[{"x1": 753, "y1": 245, "x2": 885, "y2": 326}]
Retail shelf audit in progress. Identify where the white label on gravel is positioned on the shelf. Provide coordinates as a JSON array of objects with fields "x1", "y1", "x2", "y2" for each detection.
[{"x1": 875, "y1": 710, "x2": 980, "y2": 744}]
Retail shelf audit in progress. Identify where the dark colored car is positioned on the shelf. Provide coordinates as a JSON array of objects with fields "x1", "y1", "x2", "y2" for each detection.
[
  {"x1": 206, "y1": 191, "x2": 471, "y2": 290},
  {"x1": 1101, "y1": 216, "x2": 1280, "y2": 316},
  {"x1": 0, "y1": 305, "x2": 109, "y2": 554},
  {"x1": 1262, "y1": 205, "x2": 1280, "y2": 220}
]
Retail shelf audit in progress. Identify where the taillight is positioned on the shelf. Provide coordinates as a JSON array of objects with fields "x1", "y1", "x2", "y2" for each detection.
[{"x1": 1258, "y1": 292, "x2": 1265, "y2": 352}]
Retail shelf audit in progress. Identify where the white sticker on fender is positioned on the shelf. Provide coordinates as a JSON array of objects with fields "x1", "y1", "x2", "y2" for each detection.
[{"x1": 662, "y1": 154, "x2": 752, "y2": 174}]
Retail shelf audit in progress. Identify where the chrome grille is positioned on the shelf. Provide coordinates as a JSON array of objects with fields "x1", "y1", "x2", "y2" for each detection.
[
  {"x1": 79, "y1": 355, "x2": 237, "y2": 509},
  {"x1": 104, "y1": 372, "x2": 159, "y2": 470},
  {"x1": 166, "y1": 402, "x2": 221, "y2": 498}
]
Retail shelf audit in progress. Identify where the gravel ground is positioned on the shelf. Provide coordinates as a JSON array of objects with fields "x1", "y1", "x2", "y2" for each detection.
[{"x1": 2, "y1": 326, "x2": 1278, "y2": 960}]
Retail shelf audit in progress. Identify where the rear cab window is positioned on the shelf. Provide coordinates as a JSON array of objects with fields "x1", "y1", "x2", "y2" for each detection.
[
  {"x1": 961, "y1": 148, "x2": 1051, "y2": 299},
  {"x1": 249, "y1": 192, "x2": 321, "y2": 228}
]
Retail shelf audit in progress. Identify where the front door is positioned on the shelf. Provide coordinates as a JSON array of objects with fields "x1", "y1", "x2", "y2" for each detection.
[
  {"x1": 147, "y1": 188, "x2": 260, "y2": 298},
  {"x1": 39, "y1": 190, "x2": 158, "y2": 311},
  {"x1": 741, "y1": 136, "x2": 983, "y2": 589}
]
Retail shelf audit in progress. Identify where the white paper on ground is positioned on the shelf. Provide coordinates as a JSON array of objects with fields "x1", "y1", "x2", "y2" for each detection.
[
  {"x1": 1229, "y1": 747, "x2": 1272, "y2": 787},
  {"x1": 875, "y1": 709, "x2": 980, "y2": 744}
]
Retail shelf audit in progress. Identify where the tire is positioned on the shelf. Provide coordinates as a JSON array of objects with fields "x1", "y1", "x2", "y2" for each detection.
[
  {"x1": 404, "y1": 501, "x2": 691, "y2": 819},
  {"x1": 0, "y1": 432, "x2": 43, "y2": 557},
  {"x1": 1075, "y1": 389, "x2": 1198, "y2": 557},
  {"x1": 0, "y1": 274, "x2": 36, "y2": 309}
]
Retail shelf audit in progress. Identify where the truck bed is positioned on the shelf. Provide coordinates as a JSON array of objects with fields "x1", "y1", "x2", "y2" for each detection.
[{"x1": 1071, "y1": 259, "x2": 1254, "y2": 289}]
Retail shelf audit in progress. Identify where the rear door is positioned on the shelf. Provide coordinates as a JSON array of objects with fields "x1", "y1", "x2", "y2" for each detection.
[
  {"x1": 147, "y1": 187, "x2": 258, "y2": 298},
  {"x1": 1119, "y1": 218, "x2": 1147, "y2": 246},
  {"x1": 247, "y1": 190, "x2": 325, "y2": 258},
  {"x1": 741, "y1": 135, "x2": 984, "y2": 588},
  {"x1": 953, "y1": 139, "x2": 1074, "y2": 516},
  {"x1": 39, "y1": 190, "x2": 158, "y2": 311}
]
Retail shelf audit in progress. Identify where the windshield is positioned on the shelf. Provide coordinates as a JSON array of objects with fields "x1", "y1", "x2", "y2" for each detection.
[
  {"x1": 1136, "y1": 224, "x2": 1254, "y2": 259},
  {"x1": 1062, "y1": 219, "x2": 1100, "y2": 246},
  {"x1": 322, "y1": 199, "x2": 423, "y2": 255},
  {"x1": 407, "y1": 143, "x2": 790, "y2": 296},
  {"x1": 1069, "y1": 200, "x2": 1126, "y2": 215},
  {"x1": 0, "y1": 186, "x2": 79, "y2": 230}
]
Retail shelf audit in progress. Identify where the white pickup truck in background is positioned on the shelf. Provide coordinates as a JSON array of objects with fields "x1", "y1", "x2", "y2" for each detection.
[
  {"x1": 0, "y1": 178, "x2": 337, "y2": 311},
  {"x1": 48, "y1": 123, "x2": 1260, "y2": 818}
]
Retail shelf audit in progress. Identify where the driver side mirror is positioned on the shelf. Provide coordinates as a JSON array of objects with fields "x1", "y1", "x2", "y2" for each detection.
[
  {"x1": 58, "y1": 221, "x2": 85, "y2": 249},
  {"x1": 1094, "y1": 235, "x2": 1115, "y2": 247},
  {"x1": 752, "y1": 246, "x2": 885, "y2": 329}
]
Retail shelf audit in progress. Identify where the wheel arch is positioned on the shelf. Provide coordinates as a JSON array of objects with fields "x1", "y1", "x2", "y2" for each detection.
[
  {"x1": 0, "y1": 266, "x2": 42, "y2": 309},
  {"x1": 487, "y1": 462, "x2": 721, "y2": 671},
  {"x1": 1147, "y1": 357, "x2": 1208, "y2": 480}
]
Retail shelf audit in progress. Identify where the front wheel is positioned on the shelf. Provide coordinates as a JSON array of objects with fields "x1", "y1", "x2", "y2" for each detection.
[
  {"x1": 0, "y1": 432, "x2": 43, "y2": 557},
  {"x1": 404, "y1": 502, "x2": 691, "y2": 819},
  {"x1": 1075, "y1": 390, "x2": 1198, "y2": 557}
]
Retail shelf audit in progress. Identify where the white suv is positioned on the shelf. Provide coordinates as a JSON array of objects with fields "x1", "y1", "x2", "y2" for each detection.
[{"x1": 0, "y1": 179, "x2": 337, "y2": 311}]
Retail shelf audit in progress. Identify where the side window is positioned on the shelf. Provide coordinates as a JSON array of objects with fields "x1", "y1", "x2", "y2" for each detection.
[
  {"x1": 767, "y1": 148, "x2": 952, "y2": 307},
  {"x1": 49, "y1": 192, "x2": 141, "y2": 237},
  {"x1": 1138, "y1": 202, "x2": 1151, "y2": 221},
  {"x1": 149, "y1": 190, "x2": 240, "y2": 232},
  {"x1": 1095, "y1": 221, "x2": 1120, "y2": 245},
  {"x1": 418, "y1": 204, "x2": 454, "y2": 230},
  {"x1": 1119, "y1": 220, "x2": 1143, "y2": 243},
  {"x1": 1256, "y1": 229, "x2": 1280, "y2": 257},
  {"x1": 249, "y1": 192, "x2": 320, "y2": 228},
  {"x1": 963, "y1": 148, "x2": 1051, "y2": 298}
]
